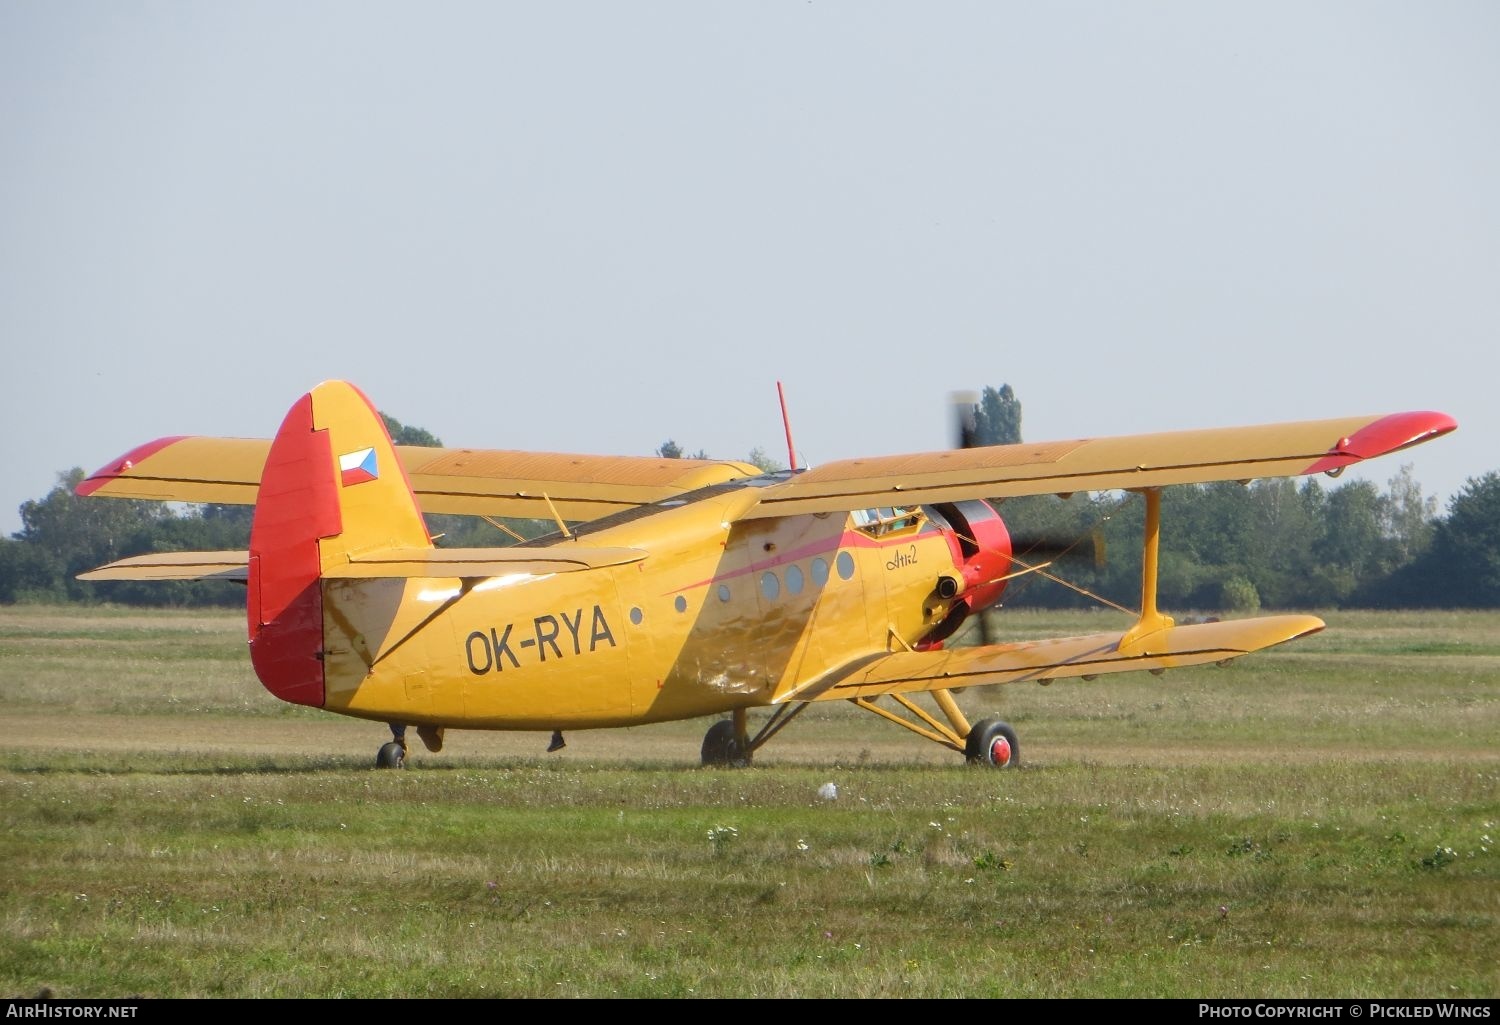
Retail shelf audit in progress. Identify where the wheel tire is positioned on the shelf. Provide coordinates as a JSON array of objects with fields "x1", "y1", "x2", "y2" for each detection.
[
  {"x1": 375, "y1": 741, "x2": 406, "y2": 769},
  {"x1": 700, "y1": 719, "x2": 751, "y2": 768},
  {"x1": 964, "y1": 719, "x2": 1019, "y2": 768}
]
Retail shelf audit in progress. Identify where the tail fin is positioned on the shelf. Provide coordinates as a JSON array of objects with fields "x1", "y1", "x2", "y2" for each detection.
[{"x1": 248, "y1": 381, "x2": 432, "y2": 706}]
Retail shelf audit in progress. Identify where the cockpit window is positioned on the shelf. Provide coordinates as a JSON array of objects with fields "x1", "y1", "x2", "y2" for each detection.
[{"x1": 851, "y1": 505, "x2": 923, "y2": 537}]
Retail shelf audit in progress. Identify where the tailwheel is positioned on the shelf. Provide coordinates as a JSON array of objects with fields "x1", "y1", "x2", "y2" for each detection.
[
  {"x1": 376, "y1": 722, "x2": 408, "y2": 769},
  {"x1": 700, "y1": 718, "x2": 752, "y2": 768},
  {"x1": 965, "y1": 718, "x2": 1019, "y2": 768}
]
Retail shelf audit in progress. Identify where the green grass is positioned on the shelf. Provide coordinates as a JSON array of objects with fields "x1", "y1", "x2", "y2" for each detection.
[{"x1": 0, "y1": 605, "x2": 1496, "y2": 998}]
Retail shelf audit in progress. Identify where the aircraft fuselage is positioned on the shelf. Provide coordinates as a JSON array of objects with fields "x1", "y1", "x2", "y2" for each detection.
[{"x1": 316, "y1": 481, "x2": 1011, "y2": 731}]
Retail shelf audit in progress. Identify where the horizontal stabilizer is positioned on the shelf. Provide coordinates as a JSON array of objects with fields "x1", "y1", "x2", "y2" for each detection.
[
  {"x1": 77, "y1": 551, "x2": 250, "y2": 582},
  {"x1": 783, "y1": 614, "x2": 1326, "y2": 702},
  {"x1": 79, "y1": 545, "x2": 646, "y2": 582}
]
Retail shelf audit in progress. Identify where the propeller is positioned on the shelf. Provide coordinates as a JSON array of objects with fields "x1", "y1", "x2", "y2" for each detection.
[
  {"x1": 950, "y1": 390, "x2": 981, "y2": 451},
  {"x1": 1011, "y1": 530, "x2": 1106, "y2": 568},
  {"x1": 947, "y1": 391, "x2": 1106, "y2": 648}
]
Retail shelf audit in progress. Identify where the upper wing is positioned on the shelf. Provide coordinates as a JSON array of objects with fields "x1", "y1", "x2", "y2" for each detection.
[
  {"x1": 77, "y1": 437, "x2": 762, "y2": 522},
  {"x1": 742, "y1": 411, "x2": 1456, "y2": 518},
  {"x1": 779, "y1": 615, "x2": 1326, "y2": 703},
  {"x1": 77, "y1": 410, "x2": 1455, "y2": 522}
]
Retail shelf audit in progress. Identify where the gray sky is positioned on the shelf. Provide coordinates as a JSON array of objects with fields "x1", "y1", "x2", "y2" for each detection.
[{"x1": 3, "y1": 2, "x2": 1495, "y2": 538}]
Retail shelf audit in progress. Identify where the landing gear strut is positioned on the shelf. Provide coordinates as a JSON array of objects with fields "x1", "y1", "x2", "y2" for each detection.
[{"x1": 844, "y1": 688, "x2": 1021, "y2": 769}]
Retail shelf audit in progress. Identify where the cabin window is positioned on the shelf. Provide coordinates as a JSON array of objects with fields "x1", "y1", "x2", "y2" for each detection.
[
  {"x1": 674, "y1": 595, "x2": 688, "y2": 613},
  {"x1": 811, "y1": 558, "x2": 829, "y2": 586},
  {"x1": 785, "y1": 564, "x2": 804, "y2": 595},
  {"x1": 836, "y1": 551, "x2": 855, "y2": 580},
  {"x1": 761, "y1": 572, "x2": 780, "y2": 600},
  {"x1": 717, "y1": 584, "x2": 731, "y2": 603}
]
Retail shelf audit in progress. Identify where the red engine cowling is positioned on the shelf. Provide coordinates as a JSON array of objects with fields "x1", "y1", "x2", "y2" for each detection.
[{"x1": 920, "y1": 500, "x2": 1012, "y2": 647}]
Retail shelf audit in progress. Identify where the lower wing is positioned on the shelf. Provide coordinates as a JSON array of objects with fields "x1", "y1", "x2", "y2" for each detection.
[{"x1": 780, "y1": 615, "x2": 1325, "y2": 703}]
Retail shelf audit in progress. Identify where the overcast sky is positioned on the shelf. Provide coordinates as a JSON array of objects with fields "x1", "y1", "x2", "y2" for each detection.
[{"x1": 2, "y1": 2, "x2": 1495, "y2": 537}]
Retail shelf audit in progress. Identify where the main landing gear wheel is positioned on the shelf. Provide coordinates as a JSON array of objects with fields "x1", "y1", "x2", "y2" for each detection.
[
  {"x1": 700, "y1": 719, "x2": 751, "y2": 768},
  {"x1": 965, "y1": 719, "x2": 1019, "y2": 769}
]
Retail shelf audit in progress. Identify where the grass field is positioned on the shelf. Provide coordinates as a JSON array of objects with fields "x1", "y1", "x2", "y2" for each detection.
[{"x1": 1, "y1": 604, "x2": 1496, "y2": 998}]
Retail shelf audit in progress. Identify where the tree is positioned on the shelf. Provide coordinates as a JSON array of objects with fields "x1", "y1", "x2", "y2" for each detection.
[
  {"x1": 15, "y1": 469, "x2": 169, "y2": 602},
  {"x1": 1416, "y1": 472, "x2": 1500, "y2": 606},
  {"x1": 0, "y1": 410, "x2": 456, "y2": 605},
  {"x1": 1381, "y1": 463, "x2": 1438, "y2": 564},
  {"x1": 655, "y1": 440, "x2": 708, "y2": 460},
  {"x1": 1219, "y1": 575, "x2": 1261, "y2": 613},
  {"x1": 381, "y1": 413, "x2": 442, "y2": 448},
  {"x1": 1305, "y1": 479, "x2": 1388, "y2": 606},
  {"x1": 0, "y1": 536, "x2": 59, "y2": 603},
  {"x1": 1243, "y1": 478, "x2": 1322, "y2": 607},
  {"x1": 746, "y1": 447, "x2": 785, "y2": 473},
  {"x1": 970, "y1": 385, "x2": 1022, "y2": 446}
]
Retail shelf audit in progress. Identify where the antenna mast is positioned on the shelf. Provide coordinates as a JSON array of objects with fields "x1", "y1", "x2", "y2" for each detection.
[{"x1": 777, "y1": 381, "x2": 798, "y2": 471}]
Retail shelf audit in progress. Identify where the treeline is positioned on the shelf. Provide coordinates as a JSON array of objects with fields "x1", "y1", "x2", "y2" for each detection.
[
  {"x1": 995, "y1": 468, "x2": 1500, "y2": 611},
  {"x1": 5, "y1": 462, "x2": 1498, "y2": 610},
  {"x1": 0, "y1": 468, "x2": 558, "y2": 608},
  {"x1": 0, "y1": 412, "x2": 529, "y2": 608},
  {"x1": 3, "y1": 399, "x2": 1496, "y2": 610}
]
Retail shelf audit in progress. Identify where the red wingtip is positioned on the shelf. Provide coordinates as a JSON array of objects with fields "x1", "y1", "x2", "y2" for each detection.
[
  {"x1": 75, "y1": 436, "x2": 189, "y2": 496},
  {"x1": 1303, "y1": 412, "x2": 1458, "y2": 476}
]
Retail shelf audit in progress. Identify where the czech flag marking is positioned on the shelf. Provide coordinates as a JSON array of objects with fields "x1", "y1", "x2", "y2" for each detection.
[{"x1": 339, "y1": 448, "x2": 379, "y2": 487}]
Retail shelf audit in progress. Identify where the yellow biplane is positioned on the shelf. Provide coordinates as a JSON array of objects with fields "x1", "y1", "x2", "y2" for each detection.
[{"x1": 76, "y1": 381, "x2": 1456, "y2": 769}]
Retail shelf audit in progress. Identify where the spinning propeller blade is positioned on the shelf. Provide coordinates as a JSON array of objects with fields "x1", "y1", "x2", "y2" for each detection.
[{"x1": 946, "y1": 390, "x2": 1105, "y2": 647}]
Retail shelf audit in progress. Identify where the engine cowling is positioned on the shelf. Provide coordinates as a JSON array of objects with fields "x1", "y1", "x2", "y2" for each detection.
[{"x1": 919, "y1": 500, "x2": 1012, "y2": 647}]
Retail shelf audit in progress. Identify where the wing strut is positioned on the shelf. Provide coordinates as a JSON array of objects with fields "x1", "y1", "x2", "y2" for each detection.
[
  {"x1": 850, "y1": 688, "x2": 970, "y2": 753},
  {"x1": 1118, "y1": 488, "x2": 1175, "y2": 654},
  {"x1": 541, "y1": 493, "x2": 574, "y2": 539}
]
